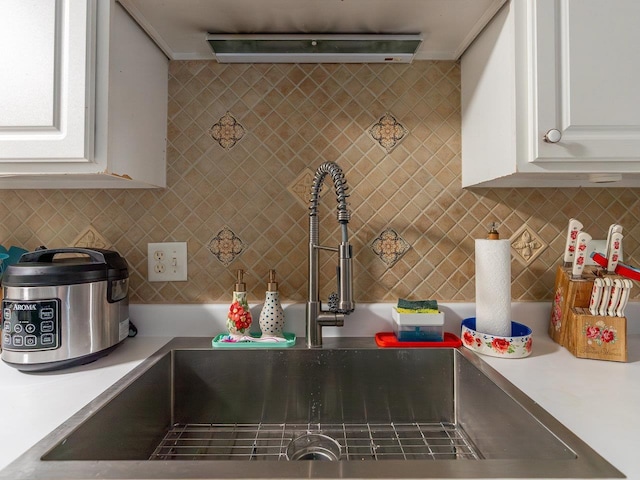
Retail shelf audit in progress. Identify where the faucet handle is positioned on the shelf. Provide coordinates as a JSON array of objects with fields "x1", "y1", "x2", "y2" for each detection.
[{"x1": 327, "y1": 292, "x2": 339, "y2": 312}]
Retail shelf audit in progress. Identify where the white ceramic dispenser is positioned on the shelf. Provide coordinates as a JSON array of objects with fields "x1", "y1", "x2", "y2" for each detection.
[{"x1": 259, "y1": 269, "x2": 285, "y2": 337}]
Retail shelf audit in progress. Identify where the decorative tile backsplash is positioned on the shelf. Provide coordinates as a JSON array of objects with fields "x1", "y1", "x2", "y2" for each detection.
[
  {"x1": 72, "y1": 225, "x2": 111, "y2": 250},
  {"x1": 510, "y1": 225, "x2": 547, "y2": 266},
  {"x1": 0, "y1": 61, "x2": 639, "y2": 304},
  {"x1": 371, "y1": 228, "x2": 410, "y2": 267},
  {"x1": 208, "y1": 112, "x2": 245, "y2": 149},
  {"x1": 207, "y1": 226, "x2": 245, "y2": 266},
  {"x1": 368, "y1": 113, "x2": 409, "y2": 153},
  {"x1": 288, "y1": 168, "x2": 317, "y2": 208}
]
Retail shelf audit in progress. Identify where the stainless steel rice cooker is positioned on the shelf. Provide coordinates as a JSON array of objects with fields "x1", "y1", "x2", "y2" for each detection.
[{"x1": 1, "y1": 248, "x2": 129, "y2": 372}]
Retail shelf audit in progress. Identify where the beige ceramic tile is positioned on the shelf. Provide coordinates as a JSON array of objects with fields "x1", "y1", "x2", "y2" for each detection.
[{"x1": 0, "y1": 61, "x2": 639, "y2": 305}]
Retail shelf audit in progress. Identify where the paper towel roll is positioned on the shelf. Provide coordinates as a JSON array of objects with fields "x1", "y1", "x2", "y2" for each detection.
[{"x1": 475, "y1": 239, "x2": 512, "y2": 336}]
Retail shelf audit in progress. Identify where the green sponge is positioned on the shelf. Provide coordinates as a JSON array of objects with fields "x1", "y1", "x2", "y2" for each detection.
[
  {"x1": 396, "y1": 307, "x2": 439, "y2": 314},
  {"x1": 397, "y1": 298, "x2": 438, "y2": 311}
]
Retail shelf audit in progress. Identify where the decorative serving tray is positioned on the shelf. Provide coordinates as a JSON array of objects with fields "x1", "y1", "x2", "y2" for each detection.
[{"x1": 212, "y1": 332, "x2": 296, "y2": 348}]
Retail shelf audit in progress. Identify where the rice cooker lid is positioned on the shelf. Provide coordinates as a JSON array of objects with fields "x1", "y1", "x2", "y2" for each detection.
[{"x1": 1, "y1": 248, "x2": 129, "y2": 287}]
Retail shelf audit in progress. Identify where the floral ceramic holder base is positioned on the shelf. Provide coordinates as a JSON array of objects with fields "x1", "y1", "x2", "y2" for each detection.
[
  {"x1": 461, "y1": 318, "x2": 533, "y2": 359},
  {"x1": 567, "y1": 308, "x2": 627, "y2": 362}
]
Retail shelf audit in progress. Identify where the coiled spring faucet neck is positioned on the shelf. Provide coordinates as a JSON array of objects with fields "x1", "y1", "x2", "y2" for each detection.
[
  {"x1": 309, "y1": 162, "x2": 350, "y2": 223},
  {"x1": 306, "y1": 161, "x2": 355, "y2": 348}
]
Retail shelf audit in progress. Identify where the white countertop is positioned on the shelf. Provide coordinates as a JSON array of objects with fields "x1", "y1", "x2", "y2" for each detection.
[
  {"x1": 0, "y1": 336, "x2": 173, "y2": 472},
  {"x1": 0, "y1": 302, "x2": 639, "y2": 479},
  {"x1": 481, "y1": 334, "x2": 640, "y2": 479}
]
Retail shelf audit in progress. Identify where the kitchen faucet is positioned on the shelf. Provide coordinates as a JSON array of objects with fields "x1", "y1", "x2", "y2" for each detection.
[{"x1": 306, "y1": 161, "x2": 355, "y2": 348}]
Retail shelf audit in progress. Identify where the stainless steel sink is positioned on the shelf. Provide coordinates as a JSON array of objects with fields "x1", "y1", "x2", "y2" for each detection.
[{"x1": 0, "y1": 337, "x2": 623, "y2": 479}]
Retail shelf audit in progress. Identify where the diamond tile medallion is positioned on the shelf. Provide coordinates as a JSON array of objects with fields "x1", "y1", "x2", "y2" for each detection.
[
  {"x1": 371, "y1": 228, "x2": 410, "y2": 267},
  {"x1": 207, "y1": 227, "x2": 245, "y2": 266},
  {"x1": 208, "y1": 112, "x2": 245, "y2": 149},
  {"x1": 72, "y1": 225, "x2": 110, "y2": 250},
  {"x1": 368, "y1": 113, "x2": 409, "y2": 153},
  {"x1": 288, "y1": 168, "x2": 316, "y2": 208},
  {"x1": 510, "y1": 225, "x2": 548, "y2": 265}
]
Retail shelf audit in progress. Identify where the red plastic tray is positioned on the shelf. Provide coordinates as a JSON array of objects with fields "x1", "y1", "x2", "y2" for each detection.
[{"x1": 375, "y1": 331, "x2": 462, "y2": 348}]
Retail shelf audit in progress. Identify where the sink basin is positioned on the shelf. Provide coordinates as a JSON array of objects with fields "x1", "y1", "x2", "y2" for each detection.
[{"x1": 1, "y1": 337, "x2": 623, "y2": 479}]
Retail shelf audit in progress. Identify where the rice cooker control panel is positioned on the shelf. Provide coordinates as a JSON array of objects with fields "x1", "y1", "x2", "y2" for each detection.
[{"x1": 2, "y1": 300, "x2": 60, "y2": 351}]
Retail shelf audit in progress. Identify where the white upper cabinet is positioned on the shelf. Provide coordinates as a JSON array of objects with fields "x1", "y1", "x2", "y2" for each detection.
[
  {"x1": 461, "y1": 0, "x2": 640, "y2": 187},
  {"x1": 0, "y1": 0, "x2": 168, "y2": 189}
]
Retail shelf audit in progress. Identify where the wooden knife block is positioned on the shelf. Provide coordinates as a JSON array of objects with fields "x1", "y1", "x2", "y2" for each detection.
[
  {"x1": 549, "y1": 266, "x2": 595, "y2": 347},
  {"x1": 567, "y1": 308, "x2": 627, "y2": 362}
]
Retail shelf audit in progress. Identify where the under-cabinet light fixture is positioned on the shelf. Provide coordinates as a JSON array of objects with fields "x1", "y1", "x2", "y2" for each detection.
[{"x1": 206, "y1": 34, "x2": 422, "y2": 63}]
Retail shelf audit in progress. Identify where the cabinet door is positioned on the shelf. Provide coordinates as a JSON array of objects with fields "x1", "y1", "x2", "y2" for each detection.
[
  {"x1": 0, "y1": 0, "x2": 94, "y2": 163},
  {"x1": 533, "y1": 0, "x2": 640, "y2": 164}
]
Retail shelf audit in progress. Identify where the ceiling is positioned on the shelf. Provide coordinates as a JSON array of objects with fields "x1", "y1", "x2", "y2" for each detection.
[{"x1": 117, "y1": 0, "x2": 507, "y2": 61}]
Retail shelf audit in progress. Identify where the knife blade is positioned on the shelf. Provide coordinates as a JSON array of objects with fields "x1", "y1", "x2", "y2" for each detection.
[
  {"x1": 572, "y1": 231, "x2": 591, "y2": 279},
  {"x1": 607, "y1": 279, "x2": 624, "y2": 317},
  {"x1": 563, "y1": 218, "x2": 583, "y2": 266},
  {"x1": 606, "y1": 232, "x2": 623, "y2": 273},
  {"x1": 616, "y1": 279, "x2": 633, "y2": 317},
  {"x1": 589, "y1": 278, "x2": 605, "y2": 316},
  {"x1": 604, "y1": 224, "x2": 623, "y2": 262},
  {"x1": 598, "y1": 277, "x2": 613, "y2": 316}
]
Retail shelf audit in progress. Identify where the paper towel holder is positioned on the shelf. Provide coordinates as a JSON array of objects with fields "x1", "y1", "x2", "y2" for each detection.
[{"x1": 487, "y1": 222, "x2": 500, "y2": 240}]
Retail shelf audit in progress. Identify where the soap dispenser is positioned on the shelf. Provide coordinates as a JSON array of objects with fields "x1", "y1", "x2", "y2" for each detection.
[
  {"x1": 227, "y1": 269, "x2": 252, "y2": 335},
  {"x1": 259, "y1": 269, "x2": 285, "y2": 337}
]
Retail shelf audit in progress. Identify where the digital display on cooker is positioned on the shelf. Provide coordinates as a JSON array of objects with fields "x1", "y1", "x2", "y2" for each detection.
[{"x1": 2, "y1": 299, "x2": 60, "y2": 351}]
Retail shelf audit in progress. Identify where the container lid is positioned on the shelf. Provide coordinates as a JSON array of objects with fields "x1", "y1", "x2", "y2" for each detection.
[
  {"x1": 1, "y1": 248, "x2": 128, "y2": 287},
  {"x1": 392, "y1": 307, "x2": 445, "y2": 326}
]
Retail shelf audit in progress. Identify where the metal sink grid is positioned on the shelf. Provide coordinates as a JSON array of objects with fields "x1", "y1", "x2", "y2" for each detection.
[{"x1": 150, "y1": 422, "x2": 480, "y2": 461}]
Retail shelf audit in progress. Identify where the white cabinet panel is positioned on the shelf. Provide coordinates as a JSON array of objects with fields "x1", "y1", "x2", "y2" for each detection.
[
  {"x1": 1, "y1": 1, "x2": 55, "y2": 126},
  {"x1": 533, "y1": 0, "x2": 640, "y2": 164},
  {"x1": 0, "y1": 0, "x2": 92, "y2": 161},
  {"x1": 462, "y1": 0, "x2": 640, "y2": 187}
]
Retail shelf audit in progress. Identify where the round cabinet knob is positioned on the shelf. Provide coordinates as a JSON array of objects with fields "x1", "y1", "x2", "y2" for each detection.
[{"x1": 543, "y1": 129, "x2": 562, "y2": 143}]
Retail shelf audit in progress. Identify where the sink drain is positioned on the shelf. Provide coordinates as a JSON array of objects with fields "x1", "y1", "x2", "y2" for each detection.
[{"x1": 286, "y1": 433, "x2": 341, "y2": 461}]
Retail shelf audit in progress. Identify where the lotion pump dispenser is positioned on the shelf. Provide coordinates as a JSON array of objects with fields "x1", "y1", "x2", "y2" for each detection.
[
  {"x1": 259, "y1": 269, "x2": 285, "y2": 337},
  {"x1": 227, "y1": 269, "x2": 252, "y2": 335}
]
